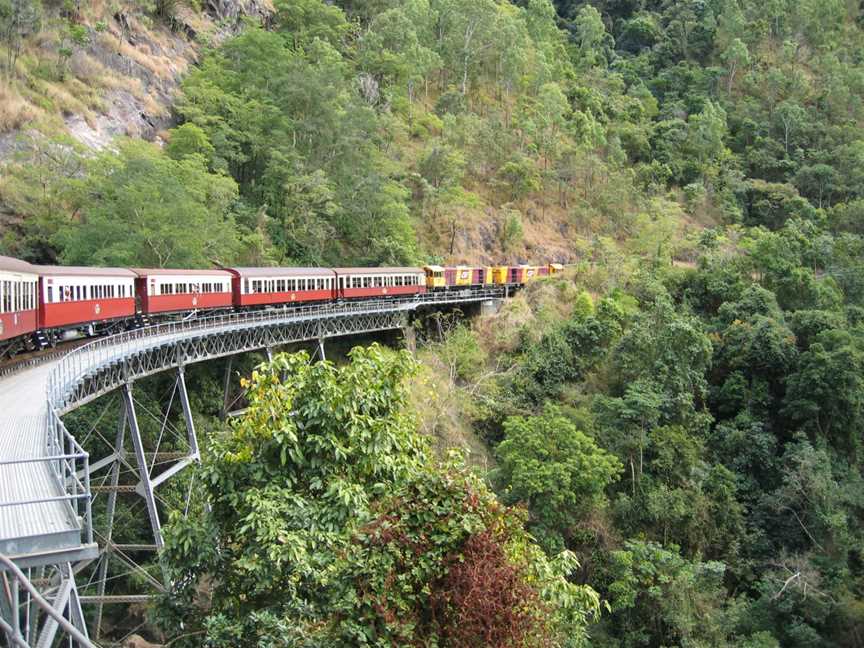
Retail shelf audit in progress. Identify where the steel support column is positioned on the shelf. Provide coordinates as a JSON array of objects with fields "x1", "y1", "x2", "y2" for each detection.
[
  {"x1": 317, "y1": 338, "x2": 326, "y2": 362},
  {"x1": 93, "y1": 407, "x2": 126, "y2": 640},
  {"x1": 176, "y1": 366, "x2": 200, "y2": 461},
  {"x1": 221, "y1": 355, "x2": 234, "y2": 421},
  {"x1": 121, "y1": 383, "x2": 163, "y2": 551},
  {"x1": 0, "y1": 557, "x2": 94, "y2": 648}
]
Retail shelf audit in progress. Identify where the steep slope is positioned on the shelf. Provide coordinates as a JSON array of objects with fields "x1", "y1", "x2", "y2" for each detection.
[{"x1": 0, "y1": 0, "x2": 271, "y2": 153}]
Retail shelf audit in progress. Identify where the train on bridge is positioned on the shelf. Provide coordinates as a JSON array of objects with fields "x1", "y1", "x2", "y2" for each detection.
[{"x1": 0, "y1": 257, "x2": 563, "y2": 356}]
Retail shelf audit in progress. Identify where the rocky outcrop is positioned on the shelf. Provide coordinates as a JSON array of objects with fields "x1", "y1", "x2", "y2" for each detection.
[
  {"x1": 46, "y1": 1, "x2": 272, "y2": 151},
  {"x1": 205, "y1": 0, "x2": 273, "y2": 23}
]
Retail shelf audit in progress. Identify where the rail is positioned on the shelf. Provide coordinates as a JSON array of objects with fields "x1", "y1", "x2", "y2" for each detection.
[{"x1": 46, "y1": 289, "x2": 504, "y2": 411}]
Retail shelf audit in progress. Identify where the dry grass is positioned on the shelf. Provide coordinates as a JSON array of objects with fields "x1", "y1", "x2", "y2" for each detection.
[
  {"x1": 29, "y1": 78, "x2": 95, "y2": 123},
  {"x1": 408, "y1": 351, "x2": 495, "y2": 471},
  {"x1": 0, "y1": 82, "x2": 41, "y2": 132}
]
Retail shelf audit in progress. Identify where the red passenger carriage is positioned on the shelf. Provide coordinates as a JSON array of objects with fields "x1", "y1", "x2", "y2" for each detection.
[
  {"x1": 38, "y1": 266, "x2": 137, "y2": 330},
  {"x1": 334, "y1": 268, "x2": 427, "y2": 299},
  {"x1": 133, "y1": 269, "x2": 234, "y2": 315},
  {"x1": 226, "y1": 267, "x2": 336, "y2": 307},
  {"x1": 0, "y1": 256, "x2": 38, "y2": 345}
]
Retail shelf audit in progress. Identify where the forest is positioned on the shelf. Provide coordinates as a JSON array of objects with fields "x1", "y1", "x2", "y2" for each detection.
[{"x1": 1, "y1": 0, "x2": 864, "y2": 646}]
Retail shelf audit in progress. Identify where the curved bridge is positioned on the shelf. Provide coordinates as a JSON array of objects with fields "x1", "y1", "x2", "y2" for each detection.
[{"x1": 0, "y1": 288, "x2": 503, "y2": 646}]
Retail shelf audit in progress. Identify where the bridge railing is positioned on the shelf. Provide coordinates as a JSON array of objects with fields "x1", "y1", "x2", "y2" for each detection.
[
  {"x1": 0, "y1": 412, "x2": 92, "y2": 551},
  {"x1": 46, "y1": 410, "x2": 93, "y2": 546},
  {"x1": 46, "y1": 288, "x2": 504, "y2": 411}
]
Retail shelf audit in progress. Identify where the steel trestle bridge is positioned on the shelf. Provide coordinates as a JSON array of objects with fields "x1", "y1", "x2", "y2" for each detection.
[{"x1": 0, "y1": 288, "x2": 504, "y2": 647}]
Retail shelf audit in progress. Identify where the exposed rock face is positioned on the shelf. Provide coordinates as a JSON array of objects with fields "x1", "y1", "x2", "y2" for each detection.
[
  {"x1": 45, "y1": 1, "x2": 273, "y2": 152},
  {"x1": 205, "y1": 0, "x2": 273, "y2": 22}
]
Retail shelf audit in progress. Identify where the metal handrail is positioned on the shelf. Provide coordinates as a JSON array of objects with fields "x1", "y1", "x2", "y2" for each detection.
[{"x1": 47, "y1": 288, "x2": 504, "y2": 410}]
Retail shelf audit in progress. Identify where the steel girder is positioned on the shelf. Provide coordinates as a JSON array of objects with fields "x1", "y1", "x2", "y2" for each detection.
[{"x1": 59, "y1": 309, "x2": 409, "y2": 414}]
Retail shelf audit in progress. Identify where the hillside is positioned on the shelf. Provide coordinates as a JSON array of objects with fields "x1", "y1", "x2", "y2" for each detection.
[
  {"x1": 1, "y1": 0, "x2": 708, "y2": 268},
  {"x1": 3, "y1": 0, "x2": 864, "y2": 646}
]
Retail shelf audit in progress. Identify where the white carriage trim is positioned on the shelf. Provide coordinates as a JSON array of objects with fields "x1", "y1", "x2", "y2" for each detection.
[
  {"x1": 42, "y1": 275, "x2": 136, "y2": 304},
  {"x1": 0, "y1": 270, "x2": 39, "y2": 314},
  {"x1": 340, "y1": 272, "x2": 425, "y2": 290},
  {"x1": 242, "y1": 276, "x2": 334, "y2": 295},
  {"x1": 150, "y1": 275, "x2": 232, "y2": 296}
]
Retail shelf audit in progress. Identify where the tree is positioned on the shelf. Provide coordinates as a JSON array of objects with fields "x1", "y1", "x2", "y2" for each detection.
[
  {"x1": 783, "y1": 329, "x2": 864, "y2": 450},
  {"x1": 272, "y1": 0, "x2": 351, "y2": 50},
  {"x1": 165, "y1": 123, "x2": 215, "y2": 162},
  {"x1": 158, "y1": 346, "x2": 602, "y2": 646},
  {"x1": 603, "y1": 540, "x2": 731, "y2": 647},
  {"x1": 793, "y1": 163, "x2": 840, "y2": 209},
  {"x1": 57, "y1": 139, "x2": 240, "y2": 268},
  {"x1": 437, "y1": 0, "x2": 501, "y2": 94},
  {"x1": 0, "y1": 0, "x2": 41, "y2": 75},
  {"x1": 611, "y1": 293, "x2": 713, "y2": 425},
  {"x1": 573, "y1": 4, "x2": 609, "y2": 67},
  {"x1": 773, "y1": 100, "x2": 808, "y2": 157},
  {"x1": 177, "y1": 26, "x2": 419, "y2": 266},
  {"x1": 721, "y1": 37, "x2": 749, "y2": 94},
  {"x1": 496, "y1": 405, "x2": 622, "y2": 552},
  {"x1": 0, "y1": 132, "x2": 85, "y2": 262},
  {"x1": 357, "y1": 6, "x2": 441, "y2": 99}
]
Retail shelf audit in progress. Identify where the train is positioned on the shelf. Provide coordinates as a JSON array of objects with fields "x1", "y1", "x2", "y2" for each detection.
[{"x1": 0, "y1": 257, "x2": 564, "y2": 357}]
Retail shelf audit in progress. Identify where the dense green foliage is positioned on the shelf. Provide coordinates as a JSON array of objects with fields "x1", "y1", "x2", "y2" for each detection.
[
  {"x1": 157, "y1": 345, "x2": 601, "y2": 647},
  {"x1": 446, "y1": 220, "x2": 864, "y2": 646}
]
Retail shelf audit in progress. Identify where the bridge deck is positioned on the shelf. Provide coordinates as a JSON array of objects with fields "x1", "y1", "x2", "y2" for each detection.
[{"x1": 0, "y1": 362, "x2": 81, "y2": 558}]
